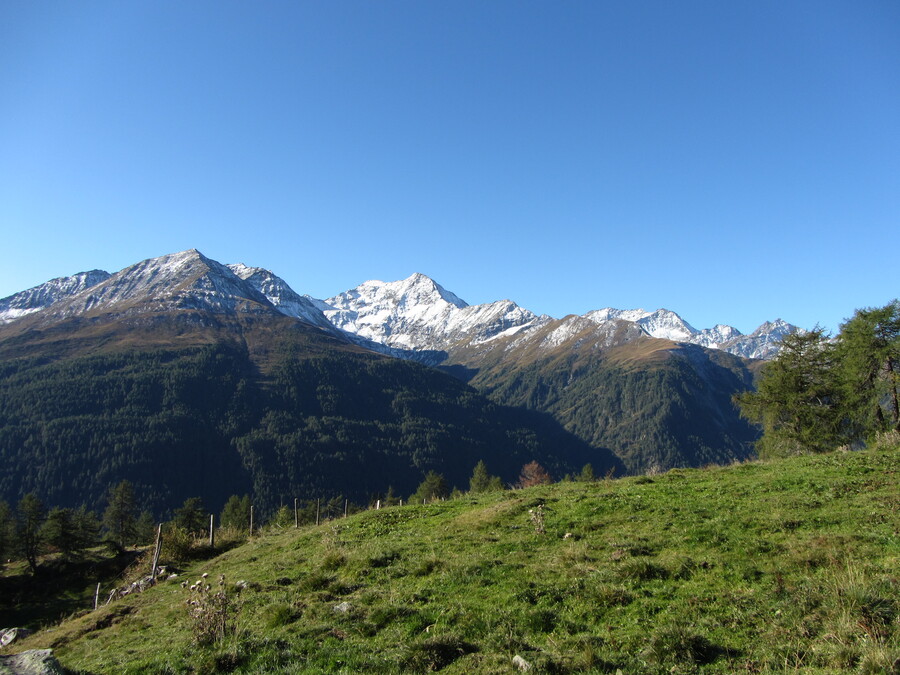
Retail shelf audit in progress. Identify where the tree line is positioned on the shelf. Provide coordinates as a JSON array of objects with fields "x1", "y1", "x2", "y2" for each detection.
[
  {"x1": 0, "y1": 457, "x2": 598, "y2": 575},
  {"x1": 737, "y1": 300, "x2": 900, "y2": 456}
]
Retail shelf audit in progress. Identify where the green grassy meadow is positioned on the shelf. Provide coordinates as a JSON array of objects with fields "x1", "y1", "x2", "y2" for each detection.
[{"x1": 6, "y1": 442, "x2": 899, "y2": 674}]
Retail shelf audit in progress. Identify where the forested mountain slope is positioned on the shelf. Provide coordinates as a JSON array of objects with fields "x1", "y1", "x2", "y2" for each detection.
[
  {"x1": 0, "y1": 282, "x2": 617, "y2": 515},
  {"x1": 0, "y1": 249, "x2": 769, "y2": 512},
  {"x1": 441, "y1": 316, "x2": 762, "y2": 473}
]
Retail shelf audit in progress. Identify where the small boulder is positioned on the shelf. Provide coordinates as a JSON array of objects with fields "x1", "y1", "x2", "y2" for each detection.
[
  {"x1": 332, "y1": 601, "x2": 352, "y2": 614},
  {"x1": 0, "y1": 649, "x2": 67, "y2": 675},
  {"x1": 512, "y1": 654, "x2": 533, "y2": 672}
]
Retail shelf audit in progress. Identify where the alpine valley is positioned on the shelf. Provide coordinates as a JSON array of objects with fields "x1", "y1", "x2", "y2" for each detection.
[{"x1": 0, "y1": 250, "x2": 797, "y2": 515}]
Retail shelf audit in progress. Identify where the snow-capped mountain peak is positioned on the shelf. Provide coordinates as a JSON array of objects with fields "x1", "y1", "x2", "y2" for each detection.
[
  {"x1": 321, "y1": 273, "x2": 541, "y2": 352},
  {"x1": 22, "y1": 249, "x2": 279, "y2": 322},
  {"x1": 584, "y1": 307, "x2": 697, "y2": 342},
  {"x1": 227, "y1": 263, "x2": 337, "y2": 332},
  {"x1": 722, "y1": 319, "x2": 798, "y2": 360},
  {"x1": 329, "y1": 273, "x2": 468, "y2": 312},
  {"x1": 0, "y1": 269, "x2": 111, "y2": 324}
]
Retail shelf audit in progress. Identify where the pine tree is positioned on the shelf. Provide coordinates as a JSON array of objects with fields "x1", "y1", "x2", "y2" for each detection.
[
  {"x1": 135, "y1": 510, "x2": 157, "y2": 545},
  {"x1": 578, "y1": 463, "x2": 596, "y2": 482},
  {"x1": 411, "y1": 471, "x2": 449, "y2": 503},
  {"x1": 837, "y1": 300, "x2": 900, "y2": 439},
  {"x1": 41, "y1": 507, "x2": 79, "y2": 560},
  {"x1": 73, "y1": 505, "x2": 100, "y2": 552},
  {"x1": 469, "y1": 460, "x2": 491, "y2": 493},
  {"x1": 736, "y1": 328, "x2": 842, "y2": 457},
  {"x1": 269, "y1": 505, "x2": 293, "y2": 528},
  {"x1": 17, "y1": 493, "x2": 46, "y2": 574},
  {"x1": 103, "y1": 480, "x2": 138, "y2": 550},
  {"x1": 383, "y1": 486, "x2": 400, "y2": 506},
  {"x1": 469, "y1": 460, "x2": 504, "y2": 493},
  {"x1": 221, "y1": 494, "x2": 251, "y2": 530},
  {"x1": 175, "y1": 497, "x2": 207, "y2": 535}
]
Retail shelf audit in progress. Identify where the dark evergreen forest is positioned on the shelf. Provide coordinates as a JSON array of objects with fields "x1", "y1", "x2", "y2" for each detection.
[
  {"x1": 468, "y1": 342, "x2": 760, "y2": 474},
  {"x1": 0, "y1": 329, "x2": 617, "y2": 517}
]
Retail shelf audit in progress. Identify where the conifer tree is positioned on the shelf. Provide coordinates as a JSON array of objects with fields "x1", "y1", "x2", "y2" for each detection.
[
  {"x1": 383, "y1": 486, "x2": 400, "y2": 506},
  {"x1": 269, "y1": 505, "x2": 293, "y2": 528},
  {"x1": 135, "y1": 510, "x2": 157, "y2": 545},
  {"x1": 73, "y1": 505, "x2": 100, "y2": 552},
  {"x1": 174, "y1": 497, "x2": 207, "y2": 535},
  {"x1": 17, "y1": 493, "x2": 46, "y2": 574},
  {"x1": 103, "y1": 480, "x2": 138, "y2": 550},
  {"x1": 469, "y1": 460, "x2": 504, "y2": 493},
  {"x1": 736, "y1": 328, "x2": 841, "y2": 457},
  {"x1": 41, "y1": 507, "x2": 79, "y2": 560},
  {"x1": 221, "y1": 494, "x2": 252, "y2": 530},
  {"x1": 837, "y1": 301, "x2": 900, "y2": 438},
  {"x1": 578, "y1": 463, "x2": 596, "y2": 482},
  {"x1": 411, "y1": 471, "x2": 449, "y2": 503}
]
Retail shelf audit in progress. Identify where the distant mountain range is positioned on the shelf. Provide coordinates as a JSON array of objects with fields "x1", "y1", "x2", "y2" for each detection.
[
  {"x1": 0, "y1": 250, "x2": 788, "y2": 512},
  {"x1": 1, "y1": 249, "x2": 797, "y2": 360}
]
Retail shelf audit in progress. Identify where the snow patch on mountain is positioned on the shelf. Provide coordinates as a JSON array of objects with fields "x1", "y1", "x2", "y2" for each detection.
[{"x1": 540, "y1": 316, "x2": 595, "y2": 349}]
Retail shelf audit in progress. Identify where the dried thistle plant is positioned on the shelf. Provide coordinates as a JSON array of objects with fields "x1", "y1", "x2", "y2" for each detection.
[
  {"x1": 184, "y1": 573, "x2": 237, "y2": 645},
  {"x1": 528, "y1": 505, "x2": 545, "y2": 535}
]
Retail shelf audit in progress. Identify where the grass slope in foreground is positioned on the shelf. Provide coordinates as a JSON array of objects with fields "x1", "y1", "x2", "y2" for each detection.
[{"x1": 9, "y1": 442, "x2": 900, "y2": 674}]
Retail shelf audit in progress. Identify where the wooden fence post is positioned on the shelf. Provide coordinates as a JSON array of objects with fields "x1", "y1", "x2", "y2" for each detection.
[
  {"x1": 315, "y1": 498, "x2": 320, "y2": 526},
  {"x1": 209, "y1": 513, "x2": 215, "y2": 548},
  {"x1": 294, "y1": 498, "x2": 299, "y2": 528},
  {"x1": 94, "y1": 582, "x2": 101, "y2": 610},
  {"x1": 344, "y1": 499, "x2": 348, "y2": 518},
  {"x1": 150, "y1": 524, "x2": 162, "y2": 581},
  {"x1": 249, "y1": 505, "x2": 254, "y2": 537}
]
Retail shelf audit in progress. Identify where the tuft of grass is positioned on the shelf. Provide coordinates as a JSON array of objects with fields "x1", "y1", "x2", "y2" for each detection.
[
  {"x1": 641, "y1": 620, "x2": 720, "y2": 667},
  {"x1": 401, "y1": 634, "x2": 477, "y2": 672}
]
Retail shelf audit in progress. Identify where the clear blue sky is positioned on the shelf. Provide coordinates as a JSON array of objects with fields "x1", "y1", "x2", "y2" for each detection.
[{"x1": 2, "y1": 1, "x2": 898, "y2": 334}]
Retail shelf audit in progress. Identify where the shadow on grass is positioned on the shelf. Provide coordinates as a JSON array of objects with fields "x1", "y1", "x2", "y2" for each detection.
[{"x1": 0, "y1": 549, "x2": 143, "y2": 630}]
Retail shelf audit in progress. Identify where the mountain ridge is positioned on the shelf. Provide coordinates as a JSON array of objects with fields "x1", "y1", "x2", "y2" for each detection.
[{"x1": 0, "y1": 250, "x2": 799, "y2": 361}]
